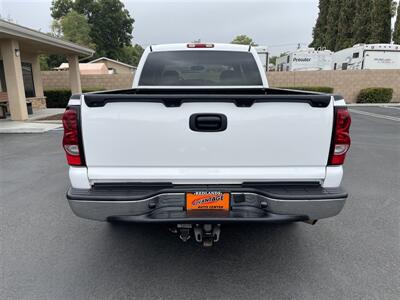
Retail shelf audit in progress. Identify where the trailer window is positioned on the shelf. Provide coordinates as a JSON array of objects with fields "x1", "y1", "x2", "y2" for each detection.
[
  {"x1": 139, "y1": 51, "x2": 262, "y2": 86},
  {"x1": 353, "y1": 52, "x2": 359, "y2": 59}
]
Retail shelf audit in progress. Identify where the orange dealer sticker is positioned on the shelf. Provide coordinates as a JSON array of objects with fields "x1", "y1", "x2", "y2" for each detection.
[{"x1": 186, "y1": 192, "x2": 230, "y2": 211}]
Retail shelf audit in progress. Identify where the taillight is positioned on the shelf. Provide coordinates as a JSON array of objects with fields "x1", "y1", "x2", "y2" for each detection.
[
  {"x1": 329, "y1": 107, "x2": 351, "y2": 165},
  {"x1": 62, "y1": 108, "x2": 83, "y2": 166},
  {"x1": 187, "y1": 43, "x2": 214, "y2": 48}
]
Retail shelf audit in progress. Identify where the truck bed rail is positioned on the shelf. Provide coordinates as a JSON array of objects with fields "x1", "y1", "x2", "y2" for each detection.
[{"x1": 83, "y1": 93, "x2": 332, "y2": 108}]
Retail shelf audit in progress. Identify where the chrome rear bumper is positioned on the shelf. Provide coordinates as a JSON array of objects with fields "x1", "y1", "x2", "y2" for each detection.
[{"x1": 67, "y1": 184, "x2": 347, "y2": 222}]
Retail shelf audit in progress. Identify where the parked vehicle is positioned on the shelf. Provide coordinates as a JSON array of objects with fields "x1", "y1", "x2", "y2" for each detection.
[
  {"x1": 275, "y1": 47, "x2": 333, "y2": 71},
  {"x1": 63, "y1": 43, "x2": 351, "y2": 246},
  {"x1": 332, "y1": 43, "x2": 400, "y2": 70},
  {"x1": 254, "y1": 45, "x2": 269, "y2": 72}
]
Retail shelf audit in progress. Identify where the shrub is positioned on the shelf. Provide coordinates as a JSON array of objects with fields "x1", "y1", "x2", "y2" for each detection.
[
  {"x1": 44, "y1": 88, "x2": 101, "y2": 108},
  {"x1": 278, "y1": 86, "x2": 334, "y2": 93},
  {"x1": 357, "y1": 88, "x2": 393, "y2": 103},
  {"x1": 44, "y1": 89, "x2": 71, "y2": 108}
]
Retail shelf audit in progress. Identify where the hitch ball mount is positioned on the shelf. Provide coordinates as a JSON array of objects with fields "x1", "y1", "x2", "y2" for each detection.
[{"x1": 170, "y1": 224, "x2": 221, "y2": 247}]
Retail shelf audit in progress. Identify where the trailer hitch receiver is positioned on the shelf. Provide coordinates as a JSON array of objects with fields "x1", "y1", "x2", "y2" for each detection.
[{"x1": 171, "y1": 224, "x2": 222, "y2": 247}]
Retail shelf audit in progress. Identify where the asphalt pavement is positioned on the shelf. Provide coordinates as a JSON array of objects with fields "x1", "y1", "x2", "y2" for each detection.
[{"x1": 1, "y1": 107, "x2": 399, "y2": 299}]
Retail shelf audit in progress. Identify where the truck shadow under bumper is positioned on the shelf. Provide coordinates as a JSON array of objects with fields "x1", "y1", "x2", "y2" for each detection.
[{"x1": 107, "y1": 208, "x2": 308, "y2": 224}]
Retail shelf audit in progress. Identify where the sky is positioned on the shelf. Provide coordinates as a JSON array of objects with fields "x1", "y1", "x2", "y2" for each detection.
[{"x1": 0, "y1": 0, "x2": 320, "y2": 55}]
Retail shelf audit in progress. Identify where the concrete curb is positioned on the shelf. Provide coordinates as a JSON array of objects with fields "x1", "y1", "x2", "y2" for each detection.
[
  {"x1": 347, "y1": 103, "x2": 400, "y2": 107},
  {"x1": 0, "y1": 122, "x2": 62, "y2": 133},
  {"x1": 32, "y1": 120, "x2": 63, "y2": 124},
  {"x1": 349, "y1": 109, "x2": 400, "y2": 122}
]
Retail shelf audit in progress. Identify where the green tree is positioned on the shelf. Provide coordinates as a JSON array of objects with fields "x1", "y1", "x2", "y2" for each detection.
[
  {"x1": 39, "y1": 55, "x2": 50, "y2": 70},
  {"x1": 393, "y1": 2, "x2": 400, "y2": 44},
  {"x1": 74, "y1": 0, "x2": 98, "y2": 20},
  {"x1": 50, "y1": 0, "x2": 134, "y2": 61},
  {"x1": 119, "y1": 44, "x2": 144, "y2": 66},
  {"x1": 59, "y1": 10, "x2": 95, "y2": 48},
  {"x1": 50, "y1": 19, "x2": 63, "y2": 38},
  {"x1": 352, "y1": 0, "x2": 373, "y2": 45},
  {"x1": 325, "y1": 0, "x2": 342, "y2": 51},
  {"x1": 269, "y1": 53, "x2": 286, "y2": 66},
  {"x1": 309, "y1": 0, "x2": 330, "y2": 48},
  {"x1": 269, "y1": 56, "x2": 278, "y2": 66},
  {"x1": 50, "y1": 0, "x2": 73, "y2": 19},
  {"x1": 369, "y1": 0, "x2": 392, "y2": 43},
  {"x1": 336, "y1": 0, "x2": 356, "y2": 50},
  {"x1": 43, "y1": 54, "x2": 67, "y2": 69},
  {"x1": 90, "y1": 0, "x2": 134, "y2": 58},
  {"x1": 231, "y1": 35, "x2": 257, "y2": 46},
  {"x1": 391, "y1": 0, "x2": 398, "y2": 17}
]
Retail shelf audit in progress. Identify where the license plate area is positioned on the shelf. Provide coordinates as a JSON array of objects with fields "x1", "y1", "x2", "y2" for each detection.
[{"x1": 186, "y1": 192, "x2": 230, "y2": 211}]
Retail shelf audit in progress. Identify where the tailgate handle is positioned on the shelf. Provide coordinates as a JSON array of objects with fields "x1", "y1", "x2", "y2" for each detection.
[{"x1": 190, "y1": 113, "x2": 227, "y2": 132}]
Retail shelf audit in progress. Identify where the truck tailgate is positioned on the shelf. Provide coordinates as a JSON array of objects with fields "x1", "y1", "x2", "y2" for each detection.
[{"x1": 80, "y1": 95, "x2": 334, "y2": 184}]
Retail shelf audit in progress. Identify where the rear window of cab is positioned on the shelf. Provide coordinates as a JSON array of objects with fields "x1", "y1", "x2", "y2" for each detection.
[{"x1": 139, "y1": 50, "x2": 263, "y2": 86}]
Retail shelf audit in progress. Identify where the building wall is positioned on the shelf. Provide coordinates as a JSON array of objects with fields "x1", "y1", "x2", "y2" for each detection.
[
  {"x1": 21, "y1": 52, "x2": 44, "y2": 98},
  {"x1": 0, "y1": 52, "x2": 45, "y2": 110},
  {"x1": 42, "y1": 71, "x2": 134, "y2": 90},
  {"x1": 268, "y1": 69, "x2": 400, "y2": 103},
  {"x1": 42, "y1": 70, "x2": 400, "y2": 103},
  {"x1": 100, "y1": 60, "x2": 135, "y2": 74},
  {"x1": 0, "y1": 91, "x2": 8, "y2": 101},
  {"x1": 30, "y1": 97, "x2": 46, "y2": 109},
  {"x1": 79, "y1": 63, "x2": 109, "y2": 75}
]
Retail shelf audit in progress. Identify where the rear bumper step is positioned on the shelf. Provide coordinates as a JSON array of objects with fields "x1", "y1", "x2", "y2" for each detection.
[
  {"x1": 67, "y1": 184, "x2": 347, "y2": 222},
  {"x1": 108, "y1": 209, "x2": 307, "y2": 224}
]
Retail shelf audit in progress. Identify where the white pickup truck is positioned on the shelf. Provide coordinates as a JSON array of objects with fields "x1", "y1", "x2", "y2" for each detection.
[{"x1": 63, "y1": 43, "x2": 351, "y2": 246}]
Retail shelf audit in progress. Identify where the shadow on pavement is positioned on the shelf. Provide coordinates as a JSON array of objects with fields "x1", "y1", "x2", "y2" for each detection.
[{"x1": 74, "y1": 221, "x2": 310, "y2": 297}]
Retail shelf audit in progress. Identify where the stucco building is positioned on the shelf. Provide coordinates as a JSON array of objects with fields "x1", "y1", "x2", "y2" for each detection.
[
  {"x1": 55, "y1": 62, "x2": 109, "y2": 74},
  {"x1": 88, "y1": 57, "x2": 136, "y2": 74},
  {"x1": 0, "y1": 19, "x2": 94, "y2": 120}
]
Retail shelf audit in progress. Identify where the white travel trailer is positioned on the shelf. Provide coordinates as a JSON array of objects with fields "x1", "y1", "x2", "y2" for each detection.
[
  {"x1": 275, "y1": 48, "x2": 333, "y2": 71},
  {"x1": 254, "y1": 46, "x2": 269, "y2": 72},
  {"x1": 332, "y1": 44, "x2": 400, "y2": 70}
]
